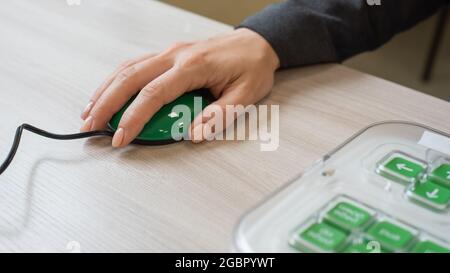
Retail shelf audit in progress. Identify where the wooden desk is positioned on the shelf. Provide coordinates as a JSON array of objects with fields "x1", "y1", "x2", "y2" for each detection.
[{"x1": 0, "y1": 0, "x2": 449, "y2": 252}]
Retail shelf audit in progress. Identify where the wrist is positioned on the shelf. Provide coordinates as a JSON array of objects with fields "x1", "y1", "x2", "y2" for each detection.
[{"x1": 235, "y1": 28, "x2": 280, "y2": 71}]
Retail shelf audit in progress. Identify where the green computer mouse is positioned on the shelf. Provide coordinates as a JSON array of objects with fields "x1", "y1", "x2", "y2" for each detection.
[{"x1": 108, "y1": 89, "x2": 213, "y2": 145}]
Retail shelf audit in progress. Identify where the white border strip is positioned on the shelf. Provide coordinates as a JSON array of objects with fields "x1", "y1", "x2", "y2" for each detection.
[{"x1": 418, "y1": 131, "x2": 450, "y2": 156}]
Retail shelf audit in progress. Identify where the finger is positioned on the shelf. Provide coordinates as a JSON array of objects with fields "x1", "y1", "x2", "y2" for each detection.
[
  {"x1": 81, "y1": 53, "x2": 156, "y2": 120},
  {"x1": 112, "y1": 67, "x2": 198, "y2": 147},
  {"x1": 81, "y1": 55, "x2": 172, "y2": 132},
  {"x1": 189, "y1": 86, "x2": 248, "y2": 143},
  {"x1": 190, "y1": 105, "x2": 223, "y2": 143}
]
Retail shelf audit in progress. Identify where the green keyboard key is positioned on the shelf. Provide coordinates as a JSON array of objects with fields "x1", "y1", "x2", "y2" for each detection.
[
  {"x1": 408, "y1": 179, "x2": 450, "y2": 211},
  {"x1": 429, "y1": 163, "x2": 450, "y2": 189},
  {"x1": 366, "y1": 220, "x2": 417, "y2": 252},
  {"x1": 324, "y1": 201, "x2": 374, "y2": 232},
  {"x1": 411, "y1": 240, "x2": 450, "y2": 253},
  {"x1": 377, "y1": 152, "x2": 426, "y2": 184},
  {"x1": 291, "y1": 222, "x2": 348, "y2": 252}
]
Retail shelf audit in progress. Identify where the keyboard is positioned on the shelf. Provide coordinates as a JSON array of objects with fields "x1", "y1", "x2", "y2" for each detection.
[{"x1": 233, "y1": 122, "x2": 450, "y2": 253}]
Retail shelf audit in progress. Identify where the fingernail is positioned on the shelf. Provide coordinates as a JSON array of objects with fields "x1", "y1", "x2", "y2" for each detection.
[
  {"x1": 112, "y1": 128, "x2": 124, "y2": 148},
  {"x1": 80, "y1": 116, "x2": 93, "y2": 132},
  {"x1": 191, "y1": 124, "x2": 204, "y2": 143},
  {"x1": 81, "y1": 101, "x2": 94, "y2": 120}
]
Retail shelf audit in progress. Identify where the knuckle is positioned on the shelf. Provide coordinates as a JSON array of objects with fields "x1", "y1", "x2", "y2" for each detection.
[
  {"x1": 177, "y1": 51, "x2": 208, "y2": 69},
  {"x1": 116, "y1": 66, "x2": 137, "y2": 84},
  {"x1": 118, "y1": 60, "x2": 134, "y2": 70},
  {"x1": 140, "y1": 83, "x2": 158, "y2": 97},
  {"x1": 165, "y1": 42, "x2": 190, "y2": 53},
  {"x1": 140, "y1": 82, "x2": 166, "y2": 104},
  {"x1": 89, "y1": 103, "x2": 109, "y2": 119}
]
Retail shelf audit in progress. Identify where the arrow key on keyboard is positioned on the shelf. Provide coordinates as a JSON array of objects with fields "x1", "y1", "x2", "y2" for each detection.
[
  {"x1": 376, "y1": 152, "x2": 427, "y2": 185},
  {"x1": 407, "y1": 179, "x2": 450, "y2": 211}
]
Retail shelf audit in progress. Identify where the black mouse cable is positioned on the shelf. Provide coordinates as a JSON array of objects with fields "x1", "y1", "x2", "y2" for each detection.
[{"x1": 0, "y1": 123, "x2": 113, "y2": 176}]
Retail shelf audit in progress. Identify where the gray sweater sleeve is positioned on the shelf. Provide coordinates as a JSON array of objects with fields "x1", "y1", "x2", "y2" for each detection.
[{"x1": 237, "y1": 0, "x2": 448, "y2": 68}]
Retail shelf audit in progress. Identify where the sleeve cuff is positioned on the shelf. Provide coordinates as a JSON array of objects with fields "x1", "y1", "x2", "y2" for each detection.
[{"x1": 236, "y1": 2, "x2": 339, "y2": 69}]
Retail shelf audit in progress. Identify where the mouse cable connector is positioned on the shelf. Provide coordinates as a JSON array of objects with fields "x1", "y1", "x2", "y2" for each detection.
[{"x1": 0, "y1": 124, "x2": 113, "y2": 176}]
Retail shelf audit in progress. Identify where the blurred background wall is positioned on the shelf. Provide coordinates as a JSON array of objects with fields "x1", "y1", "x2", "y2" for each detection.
[{"x1": 162, "y1": 0, "x2": 450, "y2": 101}]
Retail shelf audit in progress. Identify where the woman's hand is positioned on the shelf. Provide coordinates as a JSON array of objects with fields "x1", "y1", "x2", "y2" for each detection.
[{"x1": 80, "y1": 28, "x2": 280, "y2": 147}]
